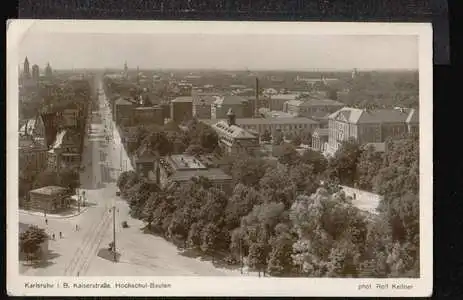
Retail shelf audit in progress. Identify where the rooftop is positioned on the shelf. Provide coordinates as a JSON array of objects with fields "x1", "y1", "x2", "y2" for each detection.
[
  {"x1": 30, "y1": 185, "x2": 69, "y2": 196},
  {"x1": 135, "y1": 106, "x2": 161, "y2": 110},
  {"x1": 328, "y1": 107, "x2": 414, "y2": 124},
  {"x1": 287, "y1": 98, "x2": 345, "y2": 107},
  {"x1": 270, "y1": 94, "x2": 300, "y2": 100},
  {"x1": 202, "y1": 117, "x2": 319, "y2": 126},
  {"x1": 192, "y1": 94, "x2": 216, "y2": 105},
  {"x1": 169, "y1": 168, "x2": 232, "y2": 182},
  {"x1": 213, "y1": 121, "x2": 258, "y2": 139},
  {"x1": 115, "y1": 98, "x2": 133, "y2": 105},
  {"x1": 169, "y1": 154, "x2": 207, "y2": 170},
  {"x1": 214, "y1": 95, "x2": 248, "y2": 106},
  {"x1": 171, "y1": 96, "x2": 193, "y2": 103}
]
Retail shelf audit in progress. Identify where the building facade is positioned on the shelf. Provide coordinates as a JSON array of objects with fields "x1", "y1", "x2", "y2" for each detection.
[
  {"x1": 133, "y1": 106, "x2": 164, "y2": 126},
  {"x1": 192, "y1": 92, "x2": 217, "y2": 119},
  {"x1": 311, "y1": 128, "x2": 329, "y2": 152},
  {"x1": 114, "y1": 98, "x2": 134, "y2": 125},
  {"x1": 171, "y1": 97, "x2": 193, "y2": 123},
  {"x1": 326, "y1": 107, "x2": 419, "y2": 155},
  {"x1": 268, "y1": 94, "x2": 300, "y2": 111}
]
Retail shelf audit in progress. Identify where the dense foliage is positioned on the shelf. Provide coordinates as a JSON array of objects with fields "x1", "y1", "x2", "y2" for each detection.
[
  {"x1": 19, "y1": 225, "x2": 48, "y2": 261},
  {"x1": 122, "y1": 118, "x2": 219, "y2": 157},
  {"x1": 118, "y1": 130, "x2": 419, "y2": 277}
]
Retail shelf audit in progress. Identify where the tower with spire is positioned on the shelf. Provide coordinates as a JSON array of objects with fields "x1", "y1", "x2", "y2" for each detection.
[
  {"x1": 45, "y1": 62, "x2": 53, "y2": 78},
  {"x1": 124, "y1": 61, "x2": 128, "y2": 79},
  {"x1": 23, "y1": 57, "x2": 31, "y2": 79}
]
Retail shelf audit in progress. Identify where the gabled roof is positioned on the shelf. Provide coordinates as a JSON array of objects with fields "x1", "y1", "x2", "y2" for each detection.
[
  {"x1": 328, "y1": 107, "x2": 410, "y2": 124},
  {"x1": 213, "y1": 121, "x2": 257, "y2": 139}
]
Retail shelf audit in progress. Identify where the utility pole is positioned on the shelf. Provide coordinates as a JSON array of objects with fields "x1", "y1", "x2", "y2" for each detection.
[
  {"x1": 112, "y1": 205, "x2": 117, "y2": 262},
  {"x1": 240, "y1": 237, "x2": 243, "y2": 274}
]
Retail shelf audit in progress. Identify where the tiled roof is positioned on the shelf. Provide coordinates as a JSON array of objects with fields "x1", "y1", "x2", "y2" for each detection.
[
  {"x1": 288, "y1": 98, "x2": 345, "y2": 107},
  {"x1": 328, "y1": 107, "x2": 410, "y2": 124},
  {"x1": 213, "y1": 121, "x2": 257, "y2": 139}
]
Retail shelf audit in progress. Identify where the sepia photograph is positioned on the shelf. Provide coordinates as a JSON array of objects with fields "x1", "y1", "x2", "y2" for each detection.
[{"x1": 7, "y1": 20, "x2": 432, "y2": 297}]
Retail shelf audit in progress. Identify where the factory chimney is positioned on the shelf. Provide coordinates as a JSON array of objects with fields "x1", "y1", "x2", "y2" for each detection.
[{"x1": 255, "y1": 77, "x2": 259, "y2": 117}]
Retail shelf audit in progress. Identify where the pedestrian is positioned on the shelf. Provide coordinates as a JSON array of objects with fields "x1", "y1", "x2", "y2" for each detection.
[
  {"x1": 45, "y1": 219, "x2": 48, "y2": 225},
  {"x1": 76, "y1": 224, "x2": 79, "y2": 231},
  {"x1": 59, "y1": 232, "x2": 62, "y2": 239},
  {"x1": 52, "y1": 233, "x2": 55, "y2": 240}
]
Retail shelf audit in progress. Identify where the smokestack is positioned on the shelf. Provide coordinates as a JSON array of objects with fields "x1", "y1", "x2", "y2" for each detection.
[{"x1": 255, "y1": 77, "x2": 259, "y2": 117}]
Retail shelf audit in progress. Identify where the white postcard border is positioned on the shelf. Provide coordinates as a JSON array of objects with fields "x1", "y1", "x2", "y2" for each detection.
[{"x1": 7, "y1": 20, "x2": 433, "y2": 297}]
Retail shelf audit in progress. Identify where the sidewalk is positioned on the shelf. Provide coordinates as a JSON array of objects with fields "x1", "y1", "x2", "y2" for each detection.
[{"x1": 19, "y1": 205, "x2": 90, "y2": 220}]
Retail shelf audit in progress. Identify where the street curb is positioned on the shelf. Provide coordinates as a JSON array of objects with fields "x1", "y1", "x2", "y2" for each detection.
[{"x1": 19, "y1": 206, "x2": 90, "y2": 220}]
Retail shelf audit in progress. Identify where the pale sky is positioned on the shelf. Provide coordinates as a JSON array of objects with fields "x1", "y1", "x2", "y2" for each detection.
[{"x1": 19, "y1": 33, "x2": 418, "y2": 71}]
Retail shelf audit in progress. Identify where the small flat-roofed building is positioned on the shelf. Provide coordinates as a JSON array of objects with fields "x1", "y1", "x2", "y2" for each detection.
[
  {"x1": 157, "y1": 154, "x2": 232, "y2": 192},
  {"x1": 28, "y1": 186, "x2": 72, "y2": 213}
]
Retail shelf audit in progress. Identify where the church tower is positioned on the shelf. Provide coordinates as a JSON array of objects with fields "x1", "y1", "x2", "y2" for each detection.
[
  {"x1": 23, "y1": 57, "x2": 31, "y2": 79},
  {"x1": 124, "y1": 61, "x2": 128, "y2": 79},
  {"x1": 45, "y1": 62, "x2": 53, "y2": 78}
]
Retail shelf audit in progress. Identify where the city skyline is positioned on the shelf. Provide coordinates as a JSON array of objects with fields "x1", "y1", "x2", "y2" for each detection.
[{"x1": 19, "y1": 33, "x2": 418, "y2": 71}]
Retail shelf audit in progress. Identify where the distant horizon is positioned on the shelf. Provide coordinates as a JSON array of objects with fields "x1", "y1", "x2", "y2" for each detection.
[{"x1": 21, "y1": 65, "x2": 418, "y2": 73}]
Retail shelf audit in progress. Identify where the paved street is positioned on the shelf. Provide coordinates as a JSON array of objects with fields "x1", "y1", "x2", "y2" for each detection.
[{"x1": 20, "y1": 76, "x2": 244, "y2": 277}]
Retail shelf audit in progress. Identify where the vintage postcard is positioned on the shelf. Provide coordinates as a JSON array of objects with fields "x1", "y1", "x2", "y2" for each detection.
[{"x1": 6, "y1": 20, "x2": 433, "y2": 297}]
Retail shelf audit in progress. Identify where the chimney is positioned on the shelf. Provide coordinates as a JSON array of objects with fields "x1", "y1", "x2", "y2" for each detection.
[
  {"x1": 227, "y1": 108, "x2": 236, "y2": 126},
  {"x1": 255, "y1": 77, "x2": 259, "y2": 117}
]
